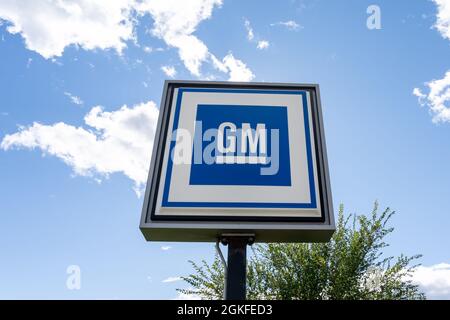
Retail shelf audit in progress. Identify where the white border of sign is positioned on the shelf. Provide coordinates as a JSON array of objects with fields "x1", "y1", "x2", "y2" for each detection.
[{"x1": 140, "y1": 81, "x2": 334, "y2": 243}]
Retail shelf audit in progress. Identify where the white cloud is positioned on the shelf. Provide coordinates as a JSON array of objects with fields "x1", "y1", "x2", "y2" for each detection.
[
  {"x1": 270, "y1": 20, "x2": 302, "y2": 31},
  {"x1": 413, "y1": 87, "x2": 426, "y2": 103},
  {"x1": 1, "y1": 101, "x2": 159, "y2": 195},
  {"x1": 413, "y1": 1, "x2": 450, "y2": 123},
  {"x1": 64, "y1": 92, "x2": 83, "y2": 106},
  {"x1": 257, "y1": 40, "x2": 269, "y2": 50},
  {"x1": 138, "y1": 0, "x2": 222, "y2": 77},
  {"x1": 0, "y1": 0, "x2": 255, "y2": 81},
  {"x1": 433, "y1": 0, "x2": 450, "y2": 41},
  {"x1": 143, "y1": 46, "x2": 153, "y2": 53},
  {"x1": 411, "y1": 263, "x2": 450, "y2": 299},
  {"x1": 162, "y1": 276, "x2": 182, "y2": 283},
  {"x1": 244, "y1": 19, "x2": 254, "y2": 41},
  {"x1": 0, "y1": 0, "x2": 136, "y2": 58},
  {"x1": 219, "y1": 53, "x2": 255, "y2": 82},
  {"x1": 138, "y1": 1, "x2": 254, "y2": 80},
  {"x1": 161, "y1": 246, "x2": 172, "y2": 251},
  {"x1": 161, "y1": 65, "x2": 177, "y2": 78},
  {"x1": 244, "y1": 18, "x2": 270, "y2": 51},
  {"x1": 413, "y1": 70, "x2": 450, "y2": 123},
  {"x1": 211, "y1": 53, "x2": 254, "y2": 81}
]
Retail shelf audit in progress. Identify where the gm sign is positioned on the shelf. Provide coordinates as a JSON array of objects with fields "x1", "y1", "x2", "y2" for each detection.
[
  {"x1": 190, "y1": 104, "x2": 291, "y2": 186},
  {"x1": 140, "y1": 81, "x2": 334, "y2": 243}
]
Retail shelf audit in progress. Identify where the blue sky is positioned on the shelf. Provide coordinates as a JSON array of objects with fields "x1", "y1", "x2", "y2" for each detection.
[{"x1": 1, "y1": 0, "x2": 450, "y2": 299}]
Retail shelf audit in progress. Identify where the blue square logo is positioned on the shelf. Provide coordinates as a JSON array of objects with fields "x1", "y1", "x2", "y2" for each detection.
[{"x1": 189, "y1": 104, "x2": 291, "y2": 186}]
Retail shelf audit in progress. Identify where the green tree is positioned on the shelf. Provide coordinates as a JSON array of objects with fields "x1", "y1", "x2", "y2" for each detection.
[{"x1": 179, "y1": 203, "x2": 425, "y2": 300}]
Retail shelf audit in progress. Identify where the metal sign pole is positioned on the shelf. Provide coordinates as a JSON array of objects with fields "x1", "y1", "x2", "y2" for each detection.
[{"x1": 220, "y1": 234, "x2": 255, "y2": 300}]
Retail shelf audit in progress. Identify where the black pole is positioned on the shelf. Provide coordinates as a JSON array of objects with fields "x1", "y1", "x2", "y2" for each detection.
[{"x1": 221, "y1": 236, "x2": 254, "y2": 300}]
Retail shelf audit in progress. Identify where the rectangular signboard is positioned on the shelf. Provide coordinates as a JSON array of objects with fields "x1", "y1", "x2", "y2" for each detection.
[{"x1": 140, "y1": 81, "x2": 334, "y2": 242}]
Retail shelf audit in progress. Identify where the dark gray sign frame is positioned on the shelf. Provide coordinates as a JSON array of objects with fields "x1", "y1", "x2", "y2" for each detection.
[{"x1": 140, "y1": 80, "x2": 334, "y2": 242}]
